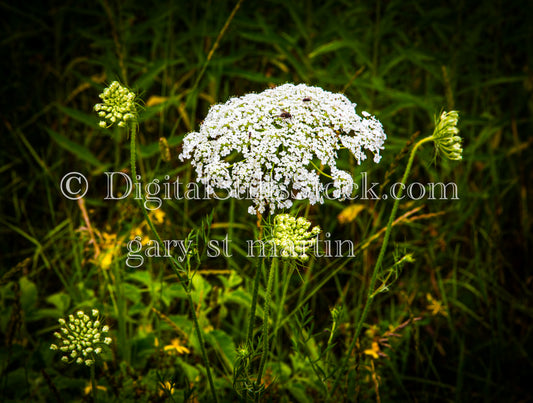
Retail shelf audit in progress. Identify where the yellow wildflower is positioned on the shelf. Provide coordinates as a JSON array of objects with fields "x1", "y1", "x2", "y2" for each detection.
[
  {"x1": 426, "y1": 293, "x2": 448, "y2": 317},
  {"x1": 364, "y1": 341, "x2": 380, "y2": 359},
  {"x1": 150, "y1": 209, "x2": 166, "y2": 225},
  {"x1": 159, "y1": 380, "x2": 175, "y2": 397},
  {"x1": 98, "y1": 232, "x2": 122, "y2": 269},
  {"x1": 130, "y1": 226, "x2": 150, "y2": 245},
  {"x1": 163, "y1": 338, "x2": 190, "y2": 355}
]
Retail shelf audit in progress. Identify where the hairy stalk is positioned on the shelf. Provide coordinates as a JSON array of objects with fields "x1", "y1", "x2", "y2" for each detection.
[
  {"x1": 129, "y1": 124, "x2": 219, "y2": 403},
  {"x1": 330, "y1": 136, "x2": 433, "y2": 396},
  {"x1": 113, "y1": 262, "x2": 129, "y2": 363},
  {"x1": 275, "y1": 262, "x2": 293, "y2": 333},
  {"x1": 246, "y1": 258, "x2": 263, "y2": 348}
]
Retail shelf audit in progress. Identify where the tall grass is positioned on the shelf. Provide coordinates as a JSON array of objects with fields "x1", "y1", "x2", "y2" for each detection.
[{"x1": 1, "y1": 0, "x2": 531, "y2": 401}]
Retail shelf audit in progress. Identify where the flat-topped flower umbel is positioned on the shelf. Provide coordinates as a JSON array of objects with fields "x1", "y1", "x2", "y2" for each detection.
[{"x1": 179, "y1": 83, "x2": 386, "y2": 214}]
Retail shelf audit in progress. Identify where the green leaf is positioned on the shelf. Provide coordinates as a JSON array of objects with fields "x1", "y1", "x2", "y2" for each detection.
[
  {"x1": 223, "y1": 68, "x2": 284, "y2": 83},
  {"x1": 138, "y1": 140, "x2": 161, "y2": 158},
  {"x1": 309, "y1": 40, "x2": 350, "y2": 58},
  {"x1": 46, "y1": 127, "x2": 107, "y2": 168},
  {"x1": 220, "y1": 271, "x2": 243, "y2": 289},
  {"x1": 46, "y1": 291, "x2": 71, "y2": 313},
  {"x1": 287, "y1": 383, "x2": 313, "y2": 403},
  {"x1": 123, "y1": 282, "x2": 142, "y2": 305},
  {"x1": 134, "y1": 58, "x2": 184, "y2": 90},
  {"x1": 19, "y1": 276, "x2": 37, "y2": 312},
  {"x1": 177, "y1": 357, "x2": 200, "y2": 381},
  {"x1": 161, "y1": 283, "x2": 187, "y2": 306},
  {"x1": 206, "y1": 329, "x2": 236, "y2": 371},
  {"x1": 126, "y1": 271, "x2": 153, "y2": 288},
  {"x1": 191, "y1": 273, "x2": 212, "y2": 303},
  {"x1": 221, "y1": 289, "x2": 251, "y2": 308},
  {"x1": 56, "y1": 105, "x2": 98, "y2": 127}
]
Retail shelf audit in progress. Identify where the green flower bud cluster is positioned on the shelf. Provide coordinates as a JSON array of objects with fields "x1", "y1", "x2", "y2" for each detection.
[
  {"x1": 94, "y1": 81, "x2": 137, "y2": 128},
  {"x1": 271, "y1": 214, "x2": 321, "y2": 261},
  {"x1": 432, "y1": 111, "x2": 462, "y2": 160},
  {"x1": 50, "y1": 309, "x2": 111, "y2": 366}
]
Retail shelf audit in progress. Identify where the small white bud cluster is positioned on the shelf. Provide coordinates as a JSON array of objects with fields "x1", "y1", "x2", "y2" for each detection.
[
  {"x1": 179, "y1": 83, "x2": 387, "y2": 214},
  {"x1": 271, "y1": 214, "x2": 321, "y2": 261},
  {"x1": 94, "y1": 81, "x2": 137, "y2": 128},
  {"x1": 432, "y1": 111, "x2": 462, "y2": 160},
  {"x1": 50, "y1": 309, "x2": 111, "y2": 366}
]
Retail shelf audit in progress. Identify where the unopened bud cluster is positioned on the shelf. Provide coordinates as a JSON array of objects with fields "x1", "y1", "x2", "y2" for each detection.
[
  {"x1": 271, "y1": 214, "x2": 321, "y2": 261},
  {"x1": 94, "y1": 81, "x2": 137, "y2": 128},
  {"x1": 50, "y1": 309, "x2": 111, "y2": 366},
  {"x1": 432, "y1": 111, "x2": 462, "y2": 160}
]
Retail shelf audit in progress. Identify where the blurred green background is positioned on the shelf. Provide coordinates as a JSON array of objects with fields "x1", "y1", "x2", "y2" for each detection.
[{"x1": 1, "y1": 0, "x2": 532, "y2": 401}]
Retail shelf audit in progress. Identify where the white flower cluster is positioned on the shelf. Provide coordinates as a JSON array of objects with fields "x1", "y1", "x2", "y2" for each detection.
[
  {"x1": 271, "y1": 214, "x2": 321, "y2": 261},
  {"x1": 432, "y1": 111, "x2": 462, "y2": 160},
  {"x1": 94, "y1": 81, "x2": 137, "y2": 128},
  {"x1": 50, "y1": 309, "x2": 111, "y2": 366},
  {"x1": 179, "y1": 83, "x2": 386, "y2": 215}
]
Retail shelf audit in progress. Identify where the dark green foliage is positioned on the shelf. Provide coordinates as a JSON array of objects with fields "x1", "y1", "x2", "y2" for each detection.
[{"x1": 1, "y1": 0, "x2": 531, "y2": 401}]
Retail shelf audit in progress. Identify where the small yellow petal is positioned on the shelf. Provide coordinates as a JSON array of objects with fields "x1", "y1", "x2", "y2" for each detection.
[
  {"x1": 337, "y1": 204, "x2": 366, "y2": 224},
  {"x1": 364, "y1": 341, "x2": 380, "y2": 359}
]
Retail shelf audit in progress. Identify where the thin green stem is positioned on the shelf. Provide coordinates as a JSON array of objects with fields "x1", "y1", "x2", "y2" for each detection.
[
  {"x1": 188, "y1": 0, "x2": 244, "y2": 106},
  {"x1": 329, "y1": 136, "x2": 433, "y2": 397},
  {"x1": 90, "y1": 364, "x2": 97, "y2": 403},
  {"x1": 246, "y1": 258, "x2": 263, "y2": 348},
  {"x1": 129, "y1": 123, "x2": 219, "y2": 403},
  {"x1": 275, "y1": 263, "x2": 294, "y2": 333},
  {"x1": 256, "y1": 257, "x2": 277, "y2": 392},
  {"x1": 114, "y1": 262, "x2": 129, "y2": 363}
]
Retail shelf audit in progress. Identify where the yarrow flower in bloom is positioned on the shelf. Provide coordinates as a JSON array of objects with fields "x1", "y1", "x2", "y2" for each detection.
[
  {"x1": 269, "y1": 214, "x2": 321, "y2": 261},
  {"x1": 179, "y1": 83, "x2": 386, "y2": 214},
  {"x1": 94, "y1": 81, "x2": 137, "y2": 128},
  {"x1": 432, "y1": 110, "x2": 462, "y2": 161},
  {"x1": 50, "y1": 309, "x2": 111, "y2": 366}
]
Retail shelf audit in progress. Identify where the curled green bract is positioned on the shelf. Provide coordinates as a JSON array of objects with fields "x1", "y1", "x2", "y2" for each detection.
[{"x1": 432, "y1": 110, "x2": 462, "y2": 161}]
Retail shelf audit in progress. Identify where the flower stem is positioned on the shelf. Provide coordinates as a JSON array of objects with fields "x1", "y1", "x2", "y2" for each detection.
[
  {"x1": 329, "y1": 136, "x2": 433, "y2": 396},
  {"x1": 129, "y1": 124, "x2": 219, "y2": 403},
  {"x1": 256, "y1": 257, "x2": 277, "y2": 392},
  {"x1": 246, "y1": 258, "x2": 263, "y2": 348},
  {"x1": 90, "y1": 364, "x2": 97, "y2": 403},
  {"x1": 245, "y1": 215, "x2": 264, "y2": 352}
]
